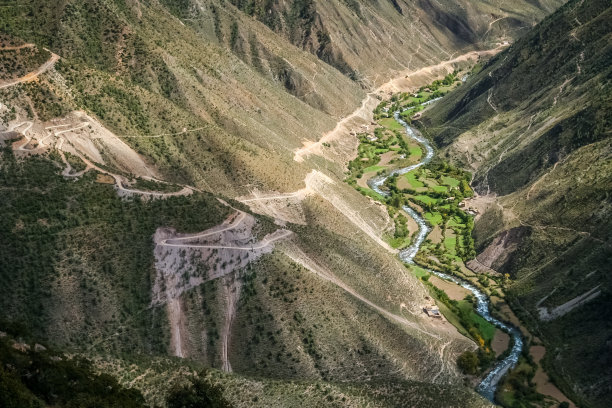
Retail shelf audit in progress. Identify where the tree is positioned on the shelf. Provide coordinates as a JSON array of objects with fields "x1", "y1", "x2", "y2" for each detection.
[
  {"x1": 457, "y1": 351, "x2": 479, "y2": 375},
  {"x1": 166, "y1": 376, "x2": 230, "y2": 408}
]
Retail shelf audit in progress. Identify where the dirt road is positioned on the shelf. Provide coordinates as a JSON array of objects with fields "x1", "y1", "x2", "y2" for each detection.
[{"x1": 0, "y1": 52, "x2": 59, "y2": 89}]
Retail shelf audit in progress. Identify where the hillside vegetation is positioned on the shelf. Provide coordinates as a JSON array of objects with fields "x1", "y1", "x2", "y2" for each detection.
[{"x1": 421, "y1": 0, "x2": 612, "y2": 406}]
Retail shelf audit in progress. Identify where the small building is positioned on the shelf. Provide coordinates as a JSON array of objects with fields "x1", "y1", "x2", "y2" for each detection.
[
  {"x1": 424, "y1": 306, "x2": 442, "y2": 318},
  {"x1": 366, "y1": 135, "x2": 378, "y2": 142},
  {"x1": 466, "y1": 207, "x2": 479, "y2": 216}
]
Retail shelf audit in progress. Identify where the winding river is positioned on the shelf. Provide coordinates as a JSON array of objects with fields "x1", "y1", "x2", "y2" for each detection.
[{"x1": 368, "y1": 111, "x2": 523, "y2": 401}]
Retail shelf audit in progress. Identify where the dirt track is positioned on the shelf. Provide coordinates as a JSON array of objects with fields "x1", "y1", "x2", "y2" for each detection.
[
  {"x1": 151, "y1": 208, "x2": 291, "y2": 362},
  {"x1": 0, "y1": 52, "x2": 59, "y2": 89}
]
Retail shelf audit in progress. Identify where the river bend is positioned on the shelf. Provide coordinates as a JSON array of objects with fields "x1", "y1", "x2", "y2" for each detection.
[{"x1": 368, "y1": 111, "x2": 523, "y2": 401}]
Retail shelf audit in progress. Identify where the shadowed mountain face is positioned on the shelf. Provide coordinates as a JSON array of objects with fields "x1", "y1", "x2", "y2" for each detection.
[{"x1": 421, "y1": 0, "x2": 612, "y2": 406}]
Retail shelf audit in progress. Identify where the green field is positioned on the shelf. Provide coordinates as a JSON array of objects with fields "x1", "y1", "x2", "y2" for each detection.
[
  {"x1": 447, "y1": 216, "x2": 465, "y2": 228},
  {"x1": 362, "y1": 165, "x2": 385, "y2": 173},
  {"x1": 379, "y1": 118, "x2": 403, "y2": 130},
  {"x1": 432, "y1": 185, "x2": 448, "y2": 193},
  {"x1": 444, "y1": 236, "x2": 457, "y2": 255},
  {"x1": 409, "y1": 147, "x2": 422, "y2": 158},
  {"x1": 414, "y1": 195, "x2": 438, "y2": 205},
  {"x1": 457, "y1": 301, "x2": 496, "y2": 342},
  {"x1": 356, "y1": 187, "x2": 386, "y2": 201},
  {"x1": 424, "y1": 212, "x2": 443, "y2": 225},
  {"x1": 410, "y1": 265, "x2": 430, "y2": 279},
  {"x1": 442, "y1": 176, "x2": 461, "y2": 187},
  {"x1": 405, "y1": 172, "x2": 424, "y2": 188}
]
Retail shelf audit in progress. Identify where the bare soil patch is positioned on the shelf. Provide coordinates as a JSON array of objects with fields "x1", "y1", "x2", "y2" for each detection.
[
  {"x1": 491, "y1": 330, "x2": 510, "y2": 357},
  {"x1": 357, "y1": 171, "x2": 377, "y2": 189},
  {"x1": 429, "y1": 275, "x2": 470, "y2": 301},
  {"x1": 378, "y1": 151, "x2": 397, "y2": 166},
  {"x1": 530, "y1": 345, "x2": 576, "y2": 407},
  {"x1": 96, "y1": 174, "x2": 115, "y2": 184},
  {"x1": 428, "y1": 225, "x2": 443, "y2": 243}
]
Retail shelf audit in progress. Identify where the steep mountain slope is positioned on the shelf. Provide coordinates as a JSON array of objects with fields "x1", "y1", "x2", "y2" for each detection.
[
  {"x1": 0, "y1": 0, "x2": 569, "y2": 406},
  {"x1": 196, "y1": 0, "x2": 564, "y2": 87},
  {"x1": 420, "y1": 0, "x2": 612, "y2": 406},
  {"x1": 0, "y1": 0, "x2": 564, "y2": 194}
]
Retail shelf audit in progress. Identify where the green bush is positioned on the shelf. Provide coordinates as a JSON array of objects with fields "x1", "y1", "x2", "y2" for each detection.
[
  {"x1": 166, "y1": 376, "x2": 230, "y2": 408},
  {"x1": 457, "y1": 351, "x2": 479, "y2": 375}
]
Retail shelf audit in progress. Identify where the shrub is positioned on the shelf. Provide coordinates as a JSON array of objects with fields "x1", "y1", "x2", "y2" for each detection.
[{"x1": 457, "y1": 351, "x2": 479, "y2": 375}]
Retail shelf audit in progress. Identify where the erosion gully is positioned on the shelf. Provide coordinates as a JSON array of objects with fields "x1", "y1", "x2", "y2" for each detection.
[{"x1": 368, "y1": 111, "x2": 523, "y2": 402}]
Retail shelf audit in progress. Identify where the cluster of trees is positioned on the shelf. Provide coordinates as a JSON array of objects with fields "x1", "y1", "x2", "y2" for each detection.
[
  {"x1": 166, "y1": 376, "x2": 230, "y2": 408},
  {"x1": 418, "y1": 72, "x2": 458, "y2": 92},
  {"x1": 0, "y1": 335, "x2": 146, "y2": 408}
]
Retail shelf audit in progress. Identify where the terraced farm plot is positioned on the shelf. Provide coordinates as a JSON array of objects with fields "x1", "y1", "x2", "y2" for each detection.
[
  {"x1": 447, "y1": 216, "x2": 465, "y2": 228},
  {"x1": 356, "y1": 186, "x2": 386, "y2": 201},
  {"x1": 413, "y1": 195, "x2": 439, "y2": 205},
  {"x1": 444, "y1": 234, "x2": 457, "y2": 256},
  {"x1": 442, "y1": 176, "x2": 461, "y2": 187},
  {"x1": 410, "y1": 265, "x2": 430, "y2": 279},
  {"x1": 432, "y1": 185, "x2": 448, "y2": 193},
  {"x1": 457, "y1": 301, "x2": 496, "y2": 342},
  {"x1": 404, "y1": 172, "x2": 425, "y2": 188},
  {"x1": 424, "y1": 212, "x2": 443, "y2": 225},
  {"x1": 363, "y1": 165, "x2": 385, "y2": 173},
  {"x1": 379, "y1": 117, "x2": 403, "y2": 131},
  {"x1": 429, "y1": 275, "x2": 470, "y2": 301},
  {"x1": 409, "y1": 146, "x2": 422, "y2": 158}
]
